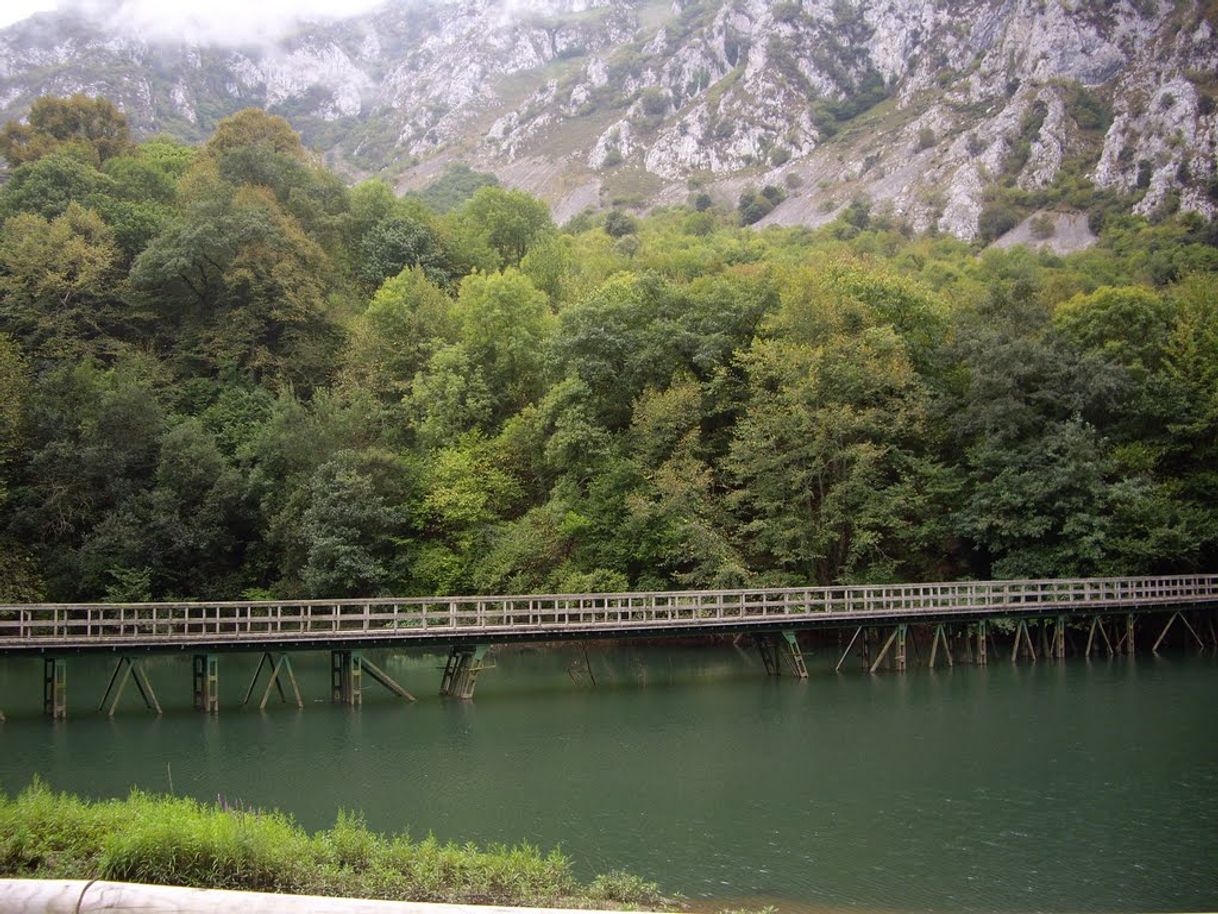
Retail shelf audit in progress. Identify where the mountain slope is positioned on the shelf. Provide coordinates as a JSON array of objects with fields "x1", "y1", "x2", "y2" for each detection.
[{"x1": 1, "y1": 0, "x2": 1215, "y2": 236}]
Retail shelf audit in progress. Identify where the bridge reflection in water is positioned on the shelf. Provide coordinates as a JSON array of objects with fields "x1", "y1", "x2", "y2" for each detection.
[{"x1": 2, "y1": 574, "x2": 1215, "y2": 717}]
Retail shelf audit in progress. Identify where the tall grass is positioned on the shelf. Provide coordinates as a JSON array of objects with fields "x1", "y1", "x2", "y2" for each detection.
[{"x1": 0, "y1": 780, "x2": 664, "y2": 908}]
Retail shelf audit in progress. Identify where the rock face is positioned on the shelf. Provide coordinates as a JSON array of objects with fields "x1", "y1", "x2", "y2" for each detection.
[{"x1": 1, "y1": 0, "x2": 1216, "y2": 237}]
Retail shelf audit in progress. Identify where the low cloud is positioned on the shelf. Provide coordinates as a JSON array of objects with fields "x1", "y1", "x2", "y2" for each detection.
[{"x1": 12, "y1": 0, "x2": 391, "y2": 44}]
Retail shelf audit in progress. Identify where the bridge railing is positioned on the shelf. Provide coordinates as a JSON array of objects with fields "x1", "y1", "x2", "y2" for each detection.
[{"x1": 1, "y1": 575, "x2": 1215, "y2": 646}]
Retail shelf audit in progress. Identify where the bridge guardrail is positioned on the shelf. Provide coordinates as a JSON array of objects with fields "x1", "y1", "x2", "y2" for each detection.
[{"x1": 1, "y1": 575, "x2": 1216, "y2": 648}]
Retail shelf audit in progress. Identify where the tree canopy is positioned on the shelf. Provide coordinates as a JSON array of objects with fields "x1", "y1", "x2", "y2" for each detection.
[{"x1": 2, "y1": 95, "x2": 1216, "y2": 602}]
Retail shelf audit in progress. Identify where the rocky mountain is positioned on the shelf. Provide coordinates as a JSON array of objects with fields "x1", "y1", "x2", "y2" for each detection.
[{"x1": 1, "y1": 0, "x2": 1216, "y2": 239}]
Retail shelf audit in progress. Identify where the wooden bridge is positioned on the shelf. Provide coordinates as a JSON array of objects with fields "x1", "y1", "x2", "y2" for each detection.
[{"x1": 1, "y1": 573, "x2": 1215, "y2": 717}]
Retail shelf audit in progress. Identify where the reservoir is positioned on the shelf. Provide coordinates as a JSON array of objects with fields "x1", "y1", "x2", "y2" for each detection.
[{"x1": 1, "y1": 644, "x2": 1215, "y2": 912}]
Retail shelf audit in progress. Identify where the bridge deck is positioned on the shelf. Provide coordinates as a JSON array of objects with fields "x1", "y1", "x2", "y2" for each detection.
[{"x1": 2, "y1": 575, "x2": 1216, "y2": 654}]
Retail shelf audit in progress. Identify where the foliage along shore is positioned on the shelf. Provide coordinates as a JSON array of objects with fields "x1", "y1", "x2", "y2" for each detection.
[
  {"x1": 0, "y1": 781, "x2": 666, "y2": 908},
  {"x1": 0, "y1": 96, "x2": 1217, "y2": 605}
]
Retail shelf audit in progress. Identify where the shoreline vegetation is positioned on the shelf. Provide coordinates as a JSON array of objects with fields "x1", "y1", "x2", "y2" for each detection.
[{"x1": 0, "y1": 781, "x2": 668, "y2": 910}]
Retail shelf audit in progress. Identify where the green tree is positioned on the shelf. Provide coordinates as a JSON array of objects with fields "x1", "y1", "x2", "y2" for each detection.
[
  {"x1": 728, "y1": 328, "x2": 946, "y2": 583},
  {"x1": 455, "y1": 187, "x2": 555, "y2": 267},
  {"x1": 452, "y1": 269, "x2": 552, "y2": 420},
  {"x1": 0, "y1": 152, "x2": 113, "y2": 220},
  {"x1": 0, "y1": 203, "x2": 128, "y2": 359},
  {"x1": 0, "y1": 95, "x2": 133, "y2": 166},
  {"x1": 131, "y1": 179, "x2": 338, "y2": 388},
  {"x1": 341, "y1": 267, "x2": 456, "y2": 404},
  {"x1": 357, "y1": 213, "x2": 452, "y2": 288},
  {"x1": 412, "y1": 435, "x2": 521, "y2": 594},
  {"x1": 0, "y1": 334, "x2": 27, "y2": 503},
  {"x1": 11, "y1": 358, "x2": 165, "y2": 597},
  {"x1": 300, "y1": 449, "x2": 414, "y2": 597}
]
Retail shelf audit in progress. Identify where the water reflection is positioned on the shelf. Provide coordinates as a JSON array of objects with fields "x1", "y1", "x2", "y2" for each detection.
[{"x1": 1, "y1": 644, "x2": 1215, "y2": 912}]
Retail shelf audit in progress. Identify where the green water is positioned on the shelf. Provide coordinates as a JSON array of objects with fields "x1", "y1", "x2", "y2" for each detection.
[{"x1": 1, "y1": 643, "x2": 1215, "y2": 912}]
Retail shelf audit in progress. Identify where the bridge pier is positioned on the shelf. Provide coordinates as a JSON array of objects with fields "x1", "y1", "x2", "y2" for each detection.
[
  {"x1": 928, "y1": 624, "x2": 952, "y2": 669},
  {"x1": 1152, "y1": 610, "x2": 1205, "y2": 653},
  {"x1": 331, "y1": 650, "x2": 417, "y2": 705},
  {"x1": 1085, "y1": 615, "x2": 1113, "y2": 657},
  {"x1": 192, "y1": 654, "x2": 219, "y2": 713},
  {"x1": 43, "y1": 657, "x2": 67, "y2": 719},
  {"x1": 242, "y1": 652, "x2": 303, "y2": 710},
  {"x1": 757, "y1": 631, "x2": 808, "y2": 678},
  {"x1": 331, "y1": 650, "x2": 362, "y2": 705},
  {"x1": 440, "y1": 645, "x2": 491, "y2": 699},
  {"x1": 1051, "y1": 616, "x2": 1066, "y2": 659},
  {"x1": 870, "y1": 625, "x2": 908, "y2": 673},
  {"x1": 1011, "y1": 620, "x2": 1036, "y2": 663},
  {"x1": 1115, "y1": 614, "x2": 1136, "y2": 655},
  {"x1": 975, "y1": 620, "x2": 987, "y2": 665},
  {"x1": 99, "y1": 656, "x2": 162, "y2": 717}
]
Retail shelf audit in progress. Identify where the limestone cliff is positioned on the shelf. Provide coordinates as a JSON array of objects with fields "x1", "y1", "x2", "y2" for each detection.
[{"x1": 1, "y1": 0, "x2": 1215, "y2": 237}]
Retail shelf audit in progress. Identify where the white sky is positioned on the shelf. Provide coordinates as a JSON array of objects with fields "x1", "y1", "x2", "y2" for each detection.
[
  {"x1": 0, "y1": 0, "x2": 389, "y2": 41},
  {"x1": 0, "y1": 0, "x2": 59, "y2": 28}
]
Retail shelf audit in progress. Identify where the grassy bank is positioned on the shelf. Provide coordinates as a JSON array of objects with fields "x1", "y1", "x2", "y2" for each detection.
[{"x1": 0, "y1": 781, "x2": 665, "y2": 909}]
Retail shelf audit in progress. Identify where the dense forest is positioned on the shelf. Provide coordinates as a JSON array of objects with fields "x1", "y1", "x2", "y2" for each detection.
[{"x1": 0, "y1": 96, "x2": 1215, "y2": 603}]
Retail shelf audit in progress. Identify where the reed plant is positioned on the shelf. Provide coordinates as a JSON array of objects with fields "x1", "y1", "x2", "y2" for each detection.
[{"x1": 0, "y1": 780, "x2": 664, "y2": 909}]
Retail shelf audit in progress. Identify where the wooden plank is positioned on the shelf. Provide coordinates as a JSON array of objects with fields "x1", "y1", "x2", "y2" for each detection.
[{"x1": 2, "y1": 575, "x2": 1217, "y2": 652}]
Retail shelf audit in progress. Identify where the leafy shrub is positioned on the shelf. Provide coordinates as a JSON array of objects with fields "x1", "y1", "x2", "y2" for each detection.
[
  {"x1": 603, "y1": 209, "x2": 638, "y2": 237},
  {"x1": 639, "y1": 88, "x2": 669, "y2": 117},
  {"x1": 1029, "y1": 214, "x2": 1056, "y2": 240},
  {"x1": 978, "y1": 201, "x2": 1019, "y2": 242}
]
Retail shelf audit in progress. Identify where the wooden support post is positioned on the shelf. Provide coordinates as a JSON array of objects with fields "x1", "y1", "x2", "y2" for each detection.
[
  {"x1": 869, "y1": 627, "x2": 899, "y2": 674},
  {"x1": 98, "y1": 656, "x2": 162, "y2": 718},
  {"x1": 359, "y1": 655, "x2": 417, "y2": 701},
  {"x1": 1178, "y1": 613, "x2": 1205, "y2": 649},
  {"x1": 439, "y1": 644, "x2": 491, "y2": 699},
  {"x1": 242, "y1": 652, "x2": 303, "y2": 710},
  {"x1": 43, "y1": 657, "x2": 67, "y2": 719},
  {"x1": 192, "y1": 654, "x2": 219, "y2": 713},
  {"x1": 1086, "y1": 616, "x2": 1114, "y2": 657},
  {"x1": 861, "y1": 628, "x2": 873, "y2": 670},
  {"x1": 1124, "y1": 614, "x2": 1135, "y2": 655},
  {"x1": 895, "y1": 625, "x2": 907, "y2": 672},
  {"x1": 330, "y1": 650, "x2": 362, "y2": 706},
  {"x1": 1152, "y1": 612, "x2": 1178, "y2": 653},
  {"x1": 780, "y1": 630, "x2": 808, "y2": 679},
  {"x1": 1153, "y1": 611, "x2": 1206, "y2": 653},
  {"x1": 929, "y1": 624, "x2": 953, "y2": 669},
  {"x1": 1052, "y1": 616, "x2": 1066, "y2": 660},
  {"x1": 835, "y1": 626, "x2": 863, "y2": 673},
  {"x1": 976, "y1": 620, "x2": 987, "y2": 666},
  {"x1": 1011, "y1": 620, "x2": 1036, "y2": 663},
  {"x1": 755, "y1": 635, "x2": 781, "y2": 677}
]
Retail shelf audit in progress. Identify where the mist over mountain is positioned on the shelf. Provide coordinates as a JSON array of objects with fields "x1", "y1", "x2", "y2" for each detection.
[{"x1": 1, "y1": 0, "x2": 1215, "y2": 239}]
